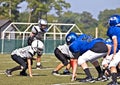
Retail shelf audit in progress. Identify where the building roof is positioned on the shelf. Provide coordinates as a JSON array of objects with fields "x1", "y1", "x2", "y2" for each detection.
[{"x1": 0, "y1": 20, "x2": 11, "y2": 28}]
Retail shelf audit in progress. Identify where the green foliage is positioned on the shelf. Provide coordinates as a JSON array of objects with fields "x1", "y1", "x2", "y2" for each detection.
[
  {"x1": 98, "y1": 9, "x2": 120, "y2": 27},
  {"x1": 57, "y1": 11, "x2": 98, "y2": 35},
  {"x1": 0, "y1": 0, "x2": 25, "y2": 20},
  {"x1": 26, "y1": 0, "x2": 71, "y2": 22},
  {"x1": 97, "y1": 23, "x2": 108, "y2": 38},
  {"x1": 79, "y1": 11, "x2": 98, "y2": 29},
  {"x1": 0, "y1": 0, "x2": 24, "y2": 20},
  {"x1": 0, "y1": 0, "x2": 120, "y2": 38}
]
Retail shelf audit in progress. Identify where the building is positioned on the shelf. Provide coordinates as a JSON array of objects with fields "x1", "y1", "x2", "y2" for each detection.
[{"x1": 0, "y1": 20, "x2": 18, "y2": 39}]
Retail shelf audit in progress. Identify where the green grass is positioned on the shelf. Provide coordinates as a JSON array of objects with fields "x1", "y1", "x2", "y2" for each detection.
[{"x1": 0, "y1": 54, "x2": 118, "y2": 85}]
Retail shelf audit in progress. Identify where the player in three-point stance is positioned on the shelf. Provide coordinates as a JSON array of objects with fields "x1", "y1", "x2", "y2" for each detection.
[
  {"x1": 66, "y1": 33, "x2": 108, "y2": 83},
  {"x1": 52, "y1": 32, "x2": 78, "y2": 76},
  {"x1": 5, "y1": 40, "x2": 44, "y2": 77}
]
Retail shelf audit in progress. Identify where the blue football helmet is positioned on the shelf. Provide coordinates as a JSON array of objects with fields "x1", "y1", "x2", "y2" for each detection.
[
  {"x1": 108, "y1": 14, "x2": 120, "y2": 26},
  {"x1": 65, "y1": 32, "x2": 78, "y2": 45}
]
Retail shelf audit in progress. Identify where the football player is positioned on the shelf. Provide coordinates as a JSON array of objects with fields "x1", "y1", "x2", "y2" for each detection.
[
  {"x1": 27, "y1": 19, "x2": 48, "y2": 69},
  {"x1": 67, "y1": 33, "x2": 108, "y2": 83},
  {"x1": 5, "y1": 40, "x2": 44, "y2": 77},
  {"x1": 52, "y1": 32, "x2": 78, "y2": 76},
  {"x1": 101, "y1": 38, "x2": 113, "y2": 80},
  {"x1": 106, "y1": 14, "x2": 120, "y2": 85}
]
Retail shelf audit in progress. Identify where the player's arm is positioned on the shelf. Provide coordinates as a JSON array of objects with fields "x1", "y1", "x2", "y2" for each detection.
[
  {"x1": 27, "y1": 58, "x2": 33, "y2": 77},
  {"x1": 70, "y1": 52, "x2": 79, "y2": 81},
  {"x1": 105, "y1": 44, "x2": 111, "y2": 58},
  {"x1": 112, "y1": 36, "x2": 117, "y2": 60},
  {"x1": 70, "y1": 58, "x2": 78, "y2": 81},
  {"x1": 112, "y1": 36, "x2": 117, "y2": 55}
]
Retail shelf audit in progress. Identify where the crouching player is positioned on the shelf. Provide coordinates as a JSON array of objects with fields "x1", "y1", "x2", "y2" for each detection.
[
  {"x1": 5, "y1": 40, "x2": 44, "y2": 77},
  {"x1": 67, "y1": 33, "x2": 108, "y2": 83},
  {"x1": 52, "y1": 32, "x2": 78, "y2": 76}
]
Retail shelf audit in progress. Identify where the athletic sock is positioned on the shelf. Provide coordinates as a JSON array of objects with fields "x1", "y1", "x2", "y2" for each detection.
[
  {"x1": 10, "y1": 66, "x2": 21, "y2": 72},
  {"x1": 95, "y1": 66, "x2": 103, "y2": 77},
  {"x1": 84, "y1": 68, "x2": 92, "y2": 78},
  {"x1": 103, "y1": 68, "x2": 105, "y2": 75},
  {"x1": 111, "y1": 73, "x2": 117, "y2": 83}
]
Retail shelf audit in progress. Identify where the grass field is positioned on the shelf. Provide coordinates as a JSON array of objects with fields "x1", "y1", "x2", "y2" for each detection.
[{"x1": 0, "y1": 54, "x2": 119, "y2": 85}]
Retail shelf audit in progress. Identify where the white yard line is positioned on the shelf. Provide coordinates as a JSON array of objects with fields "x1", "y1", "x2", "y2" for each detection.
[{"x1": 0, "y1": 70, "x2": 5, "y2": 74}]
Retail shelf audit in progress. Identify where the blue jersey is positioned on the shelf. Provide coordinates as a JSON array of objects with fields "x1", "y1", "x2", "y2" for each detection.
[
  {"x1": 69, "y1": 34, "x2": 93, "y2": 54},
  {"x1": 107, "y1": 26, "x2": 120, "y2": 49},
  {"x1": 78, "y1": 34, "x2": 93, "y2": 42},
  {"x1": 69, "y1": 35, "x2": 105, "y2": 54}
]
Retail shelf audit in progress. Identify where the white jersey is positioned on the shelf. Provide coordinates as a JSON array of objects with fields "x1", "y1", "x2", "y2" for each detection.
[
  {"x1": 31, "y1": 26, "x2": 44, "y2": 40},
  {"x1": 31, "y1": 26, "x2": 43, "y2": 34},
  {"x1": 11, "y1": 46, "x2": 35, "y2": 59},
  {"x1": 57, "y1": 44, "x2": 74, "y2": 58}
]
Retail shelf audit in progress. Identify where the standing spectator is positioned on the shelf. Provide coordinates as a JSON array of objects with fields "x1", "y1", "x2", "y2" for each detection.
[
  {"x1": 5, "y1": 40, "x2": 44, "y2": 77},
  {"x1": 27, "y1": 19, "x2": 48, "y2": 69}
]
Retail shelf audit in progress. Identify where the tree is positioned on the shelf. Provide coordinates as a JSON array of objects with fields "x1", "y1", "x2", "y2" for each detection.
[
  {"x1": 79, "y1": 11, "x2": 98, "y2": 29},
  {"x1": 0, "y1": 0, "x2": 24, "y2": 21},
  {"x1": 26, "y1": 0, "x2": 71, "y2": 22}
]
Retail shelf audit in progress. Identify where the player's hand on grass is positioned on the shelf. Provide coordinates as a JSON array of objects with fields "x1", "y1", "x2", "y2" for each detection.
[
  {"x1": 29, "y1": 74, "x2": 33, "y2": 77},
  {"x1": 71, "y1": 75, "x2": 76, "y2": 81}
]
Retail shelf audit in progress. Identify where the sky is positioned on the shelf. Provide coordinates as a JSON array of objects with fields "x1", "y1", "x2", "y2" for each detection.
[
  {"x1": 65, "y1": 0, "x2": 120, "y2": 19},
  {"x1": 19, "y1": 0, "x2": 120, "y2": 19}
]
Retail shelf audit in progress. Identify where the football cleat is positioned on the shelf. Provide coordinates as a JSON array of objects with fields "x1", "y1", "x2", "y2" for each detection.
[
  {"x1": 52, "y1": 71, "x2": 60, "y2": 76},
  {"x1": 36, "y1": 65, "x2": 43, "y2": 69},
  {"x1": 95, "y1": 75, "x2": 109, "y2": 81},
  {"x1": 79, "y1": 77, "x2": 95, "y2": 83},
  {"x1": 20, "y1": 71, "x2": 27, "y2": 76},
  {"x1": 5, "y1": 69, "x2": 12, "y2": 77},
  {"x1": 107, "y1": 81, "x2": 118, "y2": 85},
  {"x1": 117, "y1": 72, "x2": 120, "y2": 79},
  {"x1": 63, "y1": 70, "x2": 71, "y2": 75}
]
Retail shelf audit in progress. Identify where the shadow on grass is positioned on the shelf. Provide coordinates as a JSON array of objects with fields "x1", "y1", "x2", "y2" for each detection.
[
  {"x1": 16, "y1": 74, "x2": 47, "y2": 77},
  {"x1": 32, "y1": 67, "x2": 53, "y2": 70},
  {"x1": 76, "y1": 72, "x2": 86, "y2": 75}
]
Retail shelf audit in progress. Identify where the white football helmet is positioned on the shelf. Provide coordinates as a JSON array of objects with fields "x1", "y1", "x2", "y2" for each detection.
[
  {"x1": 38, "y1": 19, "x2": 47, "y2": 26},
  {"x1": 31, "y1": 40, "x2": 44, "y2": 55},
  {"x1": 38, "y1": 19, "x2": 48, "y2": 32}
]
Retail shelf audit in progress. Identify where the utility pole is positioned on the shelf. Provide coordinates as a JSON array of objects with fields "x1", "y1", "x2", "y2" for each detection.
[
  {"x1": 95, "y1": 27, "x2": 98, "y2": 38},
  {"x1": 9, "y1": 0, "x2": 12, "y2": 18}
]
